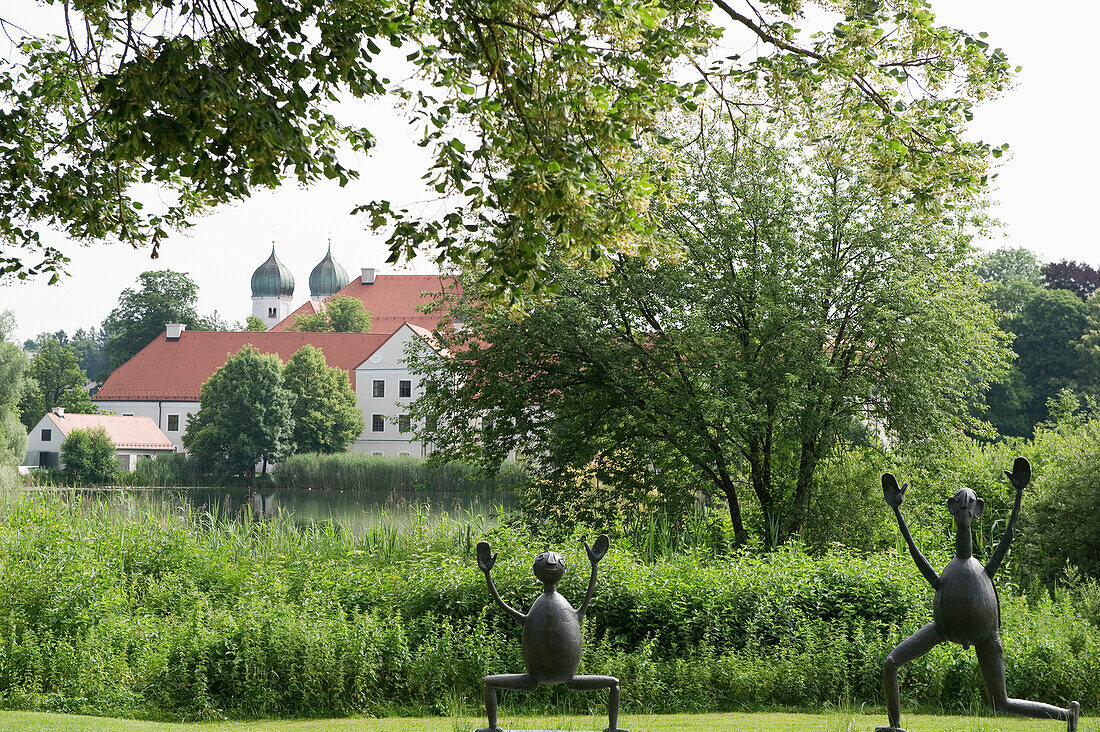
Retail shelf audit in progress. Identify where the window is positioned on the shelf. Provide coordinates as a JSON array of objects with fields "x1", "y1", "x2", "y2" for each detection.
[
  {"x1": 371, "y1": 414, "x2": 385, "y2": 432},
  {"x1": 373, "y1": 379, "x2": 385, "y2": 398},
  {"x1": 371, "y1": 451, "x2": 384, "y2": 457},
  {"x1": 41, "y1": 428, "x2": 51, "y2": 441},
  {"x1": 167, "y1": 414, "x2": 180, "y2": 432},
  {"x1": 399, "y1": 380, "x2": 412, "y2": 398},
  {"x1": 398, "y1": 451, "x2": 411, "y2": 458},
  {"x1": 268, "y1": 307, "x2": 277, "y2": 318},
  {"x1": 399, "y1": 415, "x2": 411, "y2": 433},
  {"x1": 122, "y1": 413, "x2": 134, "y2": 417}
]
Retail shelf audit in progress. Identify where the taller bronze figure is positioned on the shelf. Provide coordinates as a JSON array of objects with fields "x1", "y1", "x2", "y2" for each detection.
[
  {"x1": 475, "y1": 534, "x2": 625, "y2": 732},
  {"x1": 878, "y1": 457, "x2": 1080, "y2": 732}
]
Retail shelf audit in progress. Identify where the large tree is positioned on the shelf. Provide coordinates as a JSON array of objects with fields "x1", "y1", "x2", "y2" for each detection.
[
  {"x1": 70, "y1": 327, "x2": 109, "y2": 383},
  {"x1": 183, "y1": 346, "x2": 294, "y2": 475},
  {"x1": 1077, "y1": 295, "x2": 1100, "y2": 402},
  {"x1": 0, "y1": 1, "x2": 1012, "y2": 292},
  {"x1": 975, "y1": 247, "x2": 1042, "y2": 287},
  {"x1": 283, "y1": 345, "x2": 363, "y2": 454},
  {"x1": 18, "y1": 335, "x2": 96, "y2": 429},
  {"x1": 973, "y1": 262, "x2": 1098, "y2": 437},
  {"x1": 1012, "y1": 287, "x2": 1090, "y2": 426},
  {"x1": 412, "y1": 132, "x2": 1008, "y2": 546},
  {"x1": 0, "y1": 312, "x2": 30, "y2": 471},
  {"x1": 1041, "y1": 259, "x2": 1100, "y2": 301},
  {"x1": 24, "y1": 328, "x2": 110, "y2": 382},
  {"x1": 101, "y1": 270, "x2": 211, "y2": 371}
]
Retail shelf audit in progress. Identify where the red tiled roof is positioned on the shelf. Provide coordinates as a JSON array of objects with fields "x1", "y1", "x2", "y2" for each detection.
[
  {"x1": 45, "y1": 412, "x2": 174, "y2": 450},
  {"x1": 271, "y1": 274, "x2": 459, "y2": 333},
  {"x1": 94, "y1": 331, "x2": 389, "y2": 402}
]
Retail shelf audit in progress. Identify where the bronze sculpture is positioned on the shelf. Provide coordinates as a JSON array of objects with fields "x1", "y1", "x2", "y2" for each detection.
[
  {"x1": 475, "y1": 534, "x2": 626, "y2": 732},
  {"x1": 878, "y1": 457, "x2": 1080, "y2": 732}
]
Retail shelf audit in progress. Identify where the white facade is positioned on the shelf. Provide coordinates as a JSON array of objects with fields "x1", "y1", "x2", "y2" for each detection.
[
  {"x1": 23, "y1": 412, "x2": 175, "y2": 471},
  {"x1": 252, "y1": 295, "x2": 295, "y2": 330},
  {"x1": 350, "y1": 324, "x2": 433, "y2": 457},
  {"x1": 91, "y1": 400, "x2": 200, "y2": 452},
  {"x1": 94, "y1": 325, "x2": 439, "y2": 458},
  {"x1": 25, "y1": 417, "x2": 64, "y2": 469}
]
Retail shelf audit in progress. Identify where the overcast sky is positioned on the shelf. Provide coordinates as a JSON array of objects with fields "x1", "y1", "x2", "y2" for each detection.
[{"x1": 1, "y1": 1, "x2": 1097, "y2": 343}]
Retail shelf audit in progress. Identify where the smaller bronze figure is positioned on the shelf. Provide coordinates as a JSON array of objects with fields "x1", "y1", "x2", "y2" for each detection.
[
  {"x1": 475, "y1": 535, "x2": 626, "y2": 732},
  {"x1": 879, "y1": 457, "x2": 1081, "y2": 732}
]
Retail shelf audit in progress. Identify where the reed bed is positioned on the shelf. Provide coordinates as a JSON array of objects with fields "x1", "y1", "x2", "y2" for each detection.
[
  {"x1": 271, "y1": 454, "x2": 526, "y2": 494},
  {"x1": 0, "y1": 489, "x2": 1096, "y2": 721}
]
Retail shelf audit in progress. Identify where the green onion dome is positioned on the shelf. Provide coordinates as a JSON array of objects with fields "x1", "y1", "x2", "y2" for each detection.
[
  {"x1": 309, "y1": 244, "x2": 350, "y2": 298},
  {"x1": 251, "y1": 246, "x2": 295, "y2": 298}
]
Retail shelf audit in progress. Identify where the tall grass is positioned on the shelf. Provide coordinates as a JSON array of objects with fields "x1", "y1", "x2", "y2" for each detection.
[
  {"x1": 125, "y1": 453, "x2": 211, "y2": 487},
  {"x1": 272, "y1": 453, "x2": 526, "y2": 494},
  {"x1": 0, "y1": 490, "x2": 1097, "y2": 720}
]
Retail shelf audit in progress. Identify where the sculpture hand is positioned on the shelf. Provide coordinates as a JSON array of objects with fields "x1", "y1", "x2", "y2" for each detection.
[
  {"x1": 1005, "y1": 456, "x2": 1031, "y2": 492},
  {"x1": 584, "y1": 534, "x2": 610, "y2": 564},
  {"x1": 882, "y1": 473, "x2": 906, "y2": 508},
  {"x1": 476, "y1": 541, "x2": 497, "y2": 573}
]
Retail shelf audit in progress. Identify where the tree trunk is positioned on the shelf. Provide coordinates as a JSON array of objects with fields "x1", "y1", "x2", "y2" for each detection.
[
  {"x1": 788, "y1": 436, "x2": 821, "y2": 537},
  {"x1": 747, "y1": 436, "x2": 778, "y2": 548},
  {"x1": 718, "y1": 477, "x2": 749, "y2": 547}
]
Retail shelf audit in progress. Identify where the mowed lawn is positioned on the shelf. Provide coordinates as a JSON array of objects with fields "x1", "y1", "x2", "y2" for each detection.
[{"x1": 0, "y1": 712, "x2": 1092, "y2": 732}]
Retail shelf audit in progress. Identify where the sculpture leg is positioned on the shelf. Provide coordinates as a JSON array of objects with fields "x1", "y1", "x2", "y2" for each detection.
[
  {"x1": 974, "y1": 633, "x2": 1079, "y2": 730},
  {"x1": 882, "y1": 623, "x2": 943, "y2": 731},
  {"x1": 481, "y1": 673, "x2": 538, "y2": 732},
  {"x1": 566, "y1": 675, "x2": 623, "y2": 732}
]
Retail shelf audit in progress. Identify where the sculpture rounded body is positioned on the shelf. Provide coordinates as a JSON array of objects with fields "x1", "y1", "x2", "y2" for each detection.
[
  {"x1": 933, "y1": 556, "x2": 999, "y2": 644},
  {"x1": 522, "y1": 591, "x2": 582, "y2": 683}
]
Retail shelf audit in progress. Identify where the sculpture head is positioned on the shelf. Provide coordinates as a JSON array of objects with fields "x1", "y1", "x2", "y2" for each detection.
[
  {"x1": 947, "y1": 488, "x2": 984, "y2": 529},
  {"x1": 533, "y1": 551, "x2": 567, "y2": 586}
]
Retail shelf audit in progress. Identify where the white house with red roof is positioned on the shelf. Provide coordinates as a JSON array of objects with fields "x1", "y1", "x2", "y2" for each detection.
[
  {"x1": 93, "y1": 248, "x2": 458, "y2": 457},
  {"x1": 93, "y1": 323, "x2": 445, "y2": 457},
  {"x1": 25, "y1": 409, "x2": 175, "y2": 471}
]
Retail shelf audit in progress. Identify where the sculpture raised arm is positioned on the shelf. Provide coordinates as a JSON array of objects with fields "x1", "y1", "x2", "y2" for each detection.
[
  {"x1": 477, "y1": 541, "x2": 526, "y2": 622},
  {"x1": 985, "y1": 457, "x2": 1030, "y2": 578},
  {"x1": 577, "y1": 534, "x2": 609, "y2": 620},
  {"x1": 883, "y1": 473, "x2": 940, "y2": 590}
]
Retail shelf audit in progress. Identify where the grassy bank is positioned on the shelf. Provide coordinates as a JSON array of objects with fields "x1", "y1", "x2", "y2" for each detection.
[
  {"x1": 0, "y1": 712, "x2": 1094, "y2": 732},
  {"x1": 0, "y1": 491, "x2": 1096, "y2": 721}
]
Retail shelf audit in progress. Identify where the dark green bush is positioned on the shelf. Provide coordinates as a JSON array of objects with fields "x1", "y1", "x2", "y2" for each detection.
[{"x1": 60, "y1": 427, "x2": 119, "y2": 486}]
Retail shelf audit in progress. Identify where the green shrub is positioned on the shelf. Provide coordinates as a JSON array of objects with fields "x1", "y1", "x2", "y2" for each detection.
[{"x1": 60, "y1": 427, "x2": 119, "y2": 486}]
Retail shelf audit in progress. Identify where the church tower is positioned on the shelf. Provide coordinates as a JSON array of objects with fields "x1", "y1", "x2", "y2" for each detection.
[
  {"x1": 251, "y1": 246, "x2": 295, "y2": 329},
  {"x1": 309, "y1": 243, "x2": 350, "y2": 306}
]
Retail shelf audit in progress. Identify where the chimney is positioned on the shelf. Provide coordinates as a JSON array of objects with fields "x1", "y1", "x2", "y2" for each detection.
[
  {"x1": 51, "y1": 407, "x2": 65, "y2": 417},
  {"x1": 361, "y1": 268, "x2": 376, "y2": 285},
  {"x1": 166, "y1": 324, "x2": 186, "y2": 341}
]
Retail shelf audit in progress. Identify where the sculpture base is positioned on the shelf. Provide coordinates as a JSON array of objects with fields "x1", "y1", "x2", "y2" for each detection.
[
  {"x1": 476, "y1": 729, "x2": 629, "y2": 732},
  {"x1": 872, "y1": 727, "x2": 906, "y2": 732}
]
